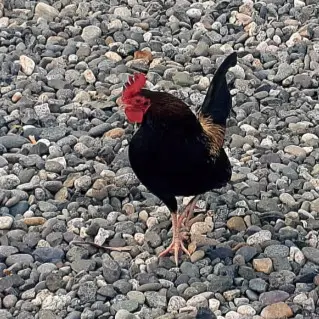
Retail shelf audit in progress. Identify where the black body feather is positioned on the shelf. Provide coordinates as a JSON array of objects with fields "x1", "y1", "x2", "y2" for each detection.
[{"x1": 128, "y1": 53, "x2": 237, "y2": 212}]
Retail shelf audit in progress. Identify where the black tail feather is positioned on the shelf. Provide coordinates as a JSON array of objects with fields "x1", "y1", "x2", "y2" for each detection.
[{"x1": 200, "y1": 52, "x2": 237, "y2": 125}]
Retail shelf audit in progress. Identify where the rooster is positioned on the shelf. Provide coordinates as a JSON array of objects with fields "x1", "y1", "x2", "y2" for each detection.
[{"x1": 119, "y1": 52, "x2": 237, "y2": 265}]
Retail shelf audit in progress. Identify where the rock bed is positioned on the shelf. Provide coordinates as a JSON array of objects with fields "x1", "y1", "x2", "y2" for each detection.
[{"x1": 1, "y1": 0, "x2": 319, "y2": 318}]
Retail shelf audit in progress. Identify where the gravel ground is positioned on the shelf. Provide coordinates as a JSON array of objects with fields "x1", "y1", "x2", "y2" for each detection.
[{"x1": 1, "y1": 0, "x2": 319, "y2": 318}]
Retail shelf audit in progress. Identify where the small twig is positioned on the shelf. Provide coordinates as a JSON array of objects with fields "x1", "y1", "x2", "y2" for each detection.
[{"x1": 72, "y1": 241, "x2": 133, "y2": 252}]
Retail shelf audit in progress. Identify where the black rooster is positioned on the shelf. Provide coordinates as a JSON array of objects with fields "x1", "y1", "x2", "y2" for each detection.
[{"x1": 119, "y1": 52, "x2": 237, "y2": 265}]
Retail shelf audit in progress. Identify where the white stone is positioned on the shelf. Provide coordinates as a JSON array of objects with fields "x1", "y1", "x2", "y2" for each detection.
[
  {"x1": 81, "y1": 26, "x2": 101, "y2": 42},
  {"x1": 107, "y1": 19, "x2": 123, "y2": 31},
  {"x1": 260, "y1": 136, "x2": 274, "y2": 148},
  {"x1": 284, "y1": 145, "x2": 306, "y2": 157},
  {"x1": 240, "y1": 124, "x2": 257, "y2": 133},
  {"x1": 237, "y1": 304, "x2": 256, "y2": 316},
  {"x1": 20, "y1": 55, "x2": 35, "y2": 75},
  {"x1": 301, "y1": 133, "x2": 318, "y2": 143},
  {"x1": 134, "y1": 233, "x2": 145, "y2": 245},
  {"x1": 186, "y1": 294, "x2": 208, "y2": 308},
  {"x1": 294, "y1": 0, "x2": 305, "y2": 7},
  {"x1": 0, "y1": 216, "x2": 14, "y2": 230},
  {"x1": 286, "y1": 32, "x2": 302, "y2": 47},
  {"x1": 42, "y1": 294, "x2": 71, "y2": 310},
  {"x1": 225, "y1": 311, "x2": 241, "y2": 319},
  {"x1": 35, "y1": 2, "x2": 59, "y2": 21},
  {"x1": 94, "y1": 228, "x2": 113, "y2": 246},
  {"x1": 0, "y1": 17, "x2": 9, "y2": 28},
  {"x1": 105, "y1": 51, "x2": 122, "y2": 62},
  {"x1": 229, "y1": 65, "x2": 245, "y2": 80},
  {"x1": 46, "y1": 157, "x2": 67, "y2": 169},
  {"x1": 273, "y1": 35, "x2": 281, "y2": 44},
  {"x1": 209, "y1": 298, "x2": 220, "y2": 312},
  {"x1": 68, "y1": 54, "x2": 78, "y2": 63},
  {"x1": 293, "y1": 293, "x2": 308, "y2": 304},
  {"x1": 247, "y1": 230, "x2": 272, "y2": 245},
  {"x1": 167, "y1": 296, "x2": 187, "y2": 312},
  {"x1": 186, "y1": 8, "x2": 202, "y2": 19},
  {"x1": 83, "y1": 69, "x2": 96, "y2": 83},
  {"x1": 114, "y1": 7, "x2": 131, "y2": 17}
]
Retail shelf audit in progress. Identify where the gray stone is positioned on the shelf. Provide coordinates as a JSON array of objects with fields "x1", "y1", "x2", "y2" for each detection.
[
  {"x1": 127, "y1": 291, "x2": 145, "y2": 305},
  {"x1": 264, "y1": 245, "x2": 289, "y2": 258},
  {"x1": 0, "y1": 136, "x2": 29, "y2": 149},
  {"x1": 113, "y1": 300, "x2": 139, "y2": 312},
  {"x1": 98, "y1": 285, "x2": 117, "y2": 299},
  {"x1": 33, "y1": 247, "x2": 64, "y2": 263},
  {"x1": 145, "y1": 291, "x2": 167, "y2": 308},
  {"x1": 113, "y1": 279, "x2": 132, "y2": 295},
  {"x1": 273, "y1": 63, "x2": 294, "y2": 81},
  {"x1": 71, "y1": 259, "x2": 95, "y2": 273},
  {"x1": 259, "y1": 290, "x2": 290, "y2": 306},
  {"x1": 236, "y1": 246, "x2": 258, "y2": 262},
  {"x1": 2, "y1": 295, "x2": 18, "y2": 309},
  {"x1": 0, "y1": 246, "x2": 19, "y2": 257},
  {"x1": 78, "y1": 281, "x2": 97, "y2": 302},
  {"x1": 38, "y1": 310, "x2": 59, "y2": 319},
  {"x1": 249, "y1": 278, "x2": 268, "y2": 293},
  {"x1": 0, "y1": 310, "x2": 13, "y2": 319},
  {"x1": 207, "y1": 275, "x2": 233, "y2": 293},
  {"x1": 172, "y1": 72, "x2": 194, "y2": 86},
  {"x1": 102, "y1": 255, "x2": 121, "y2": 284},
  {"x1": 144, "y1": 230, "x2": 162, "y2": 248},
  {"x1": 180, "y1": 262, "x2": 200, "y2": 278},
  {"x1": 115, "y1": 310, "x2": 136, "y2": 319},
  {"x1": 6, "y1": 254, "x2": 34, "y2": 266},
  {"x1": 302, "y1": 247, "x2": 319, "y2": 264},
  {"x1": 81, "y1": 26, "x2": 102, "y2": 43},
  {"x1": 46, "y1": 273, "x2": 64, "y2": 292}
]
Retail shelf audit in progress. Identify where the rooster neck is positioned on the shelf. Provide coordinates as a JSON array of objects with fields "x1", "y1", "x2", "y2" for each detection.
[
  {"x1": 140, "y1": 89, "x2": 190, "y2": 114},
  {"x1": 139, "y1": 89, "x2": 200, "y2": 131}
]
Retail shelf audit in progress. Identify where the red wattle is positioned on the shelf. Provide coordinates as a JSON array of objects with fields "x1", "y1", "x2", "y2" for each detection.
[{"x1": 125, "y1": 109, "x2": 144, "y2": 123}]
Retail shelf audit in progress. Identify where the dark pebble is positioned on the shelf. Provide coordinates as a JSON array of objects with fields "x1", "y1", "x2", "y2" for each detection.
[{"x1": 33, "y1": 247, "x2": 65, "y2": 263}]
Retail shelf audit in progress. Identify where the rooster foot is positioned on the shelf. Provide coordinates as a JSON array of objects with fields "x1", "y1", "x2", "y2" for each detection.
[
  {"x1": 158, "y1": 196, "x2": 202, "y2": 266},
  {"x1": 158, "y1": 213, "x2": 192, "y2": 266}
]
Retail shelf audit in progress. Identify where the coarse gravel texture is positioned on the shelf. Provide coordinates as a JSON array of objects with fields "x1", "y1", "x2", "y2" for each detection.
[{"x1": 0, "y1": 0, "x2": 319, "y2": 319}]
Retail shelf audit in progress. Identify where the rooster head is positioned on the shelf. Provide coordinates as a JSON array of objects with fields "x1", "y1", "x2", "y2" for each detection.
[{"x1": 120, "y1": 73, "x2": 151, "y2": 123}]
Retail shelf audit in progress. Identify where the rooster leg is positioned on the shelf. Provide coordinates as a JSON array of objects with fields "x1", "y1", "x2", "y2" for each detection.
[
  {"x1": 178, "y1": 195, "x2": 200, "y2": 228},
  {"x1": 159, "y1": 213, "x2": 191, "y2": 266}
]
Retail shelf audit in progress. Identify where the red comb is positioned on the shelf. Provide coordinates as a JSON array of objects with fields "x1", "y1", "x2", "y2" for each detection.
[{"x1": 122, "y1": 73, "x2": 146, "y2": 100}]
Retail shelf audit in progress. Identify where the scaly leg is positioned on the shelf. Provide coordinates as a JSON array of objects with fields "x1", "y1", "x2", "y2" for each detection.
[
  {"x1": 180, "y1": 195, "x2": 200, "y2": 228},
  {"x1": 158, "y1": 196, "x2": 201, "y2": 265},
  {"x1": 158, "y1": 213, "x2": 191, "y2": 266}
]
